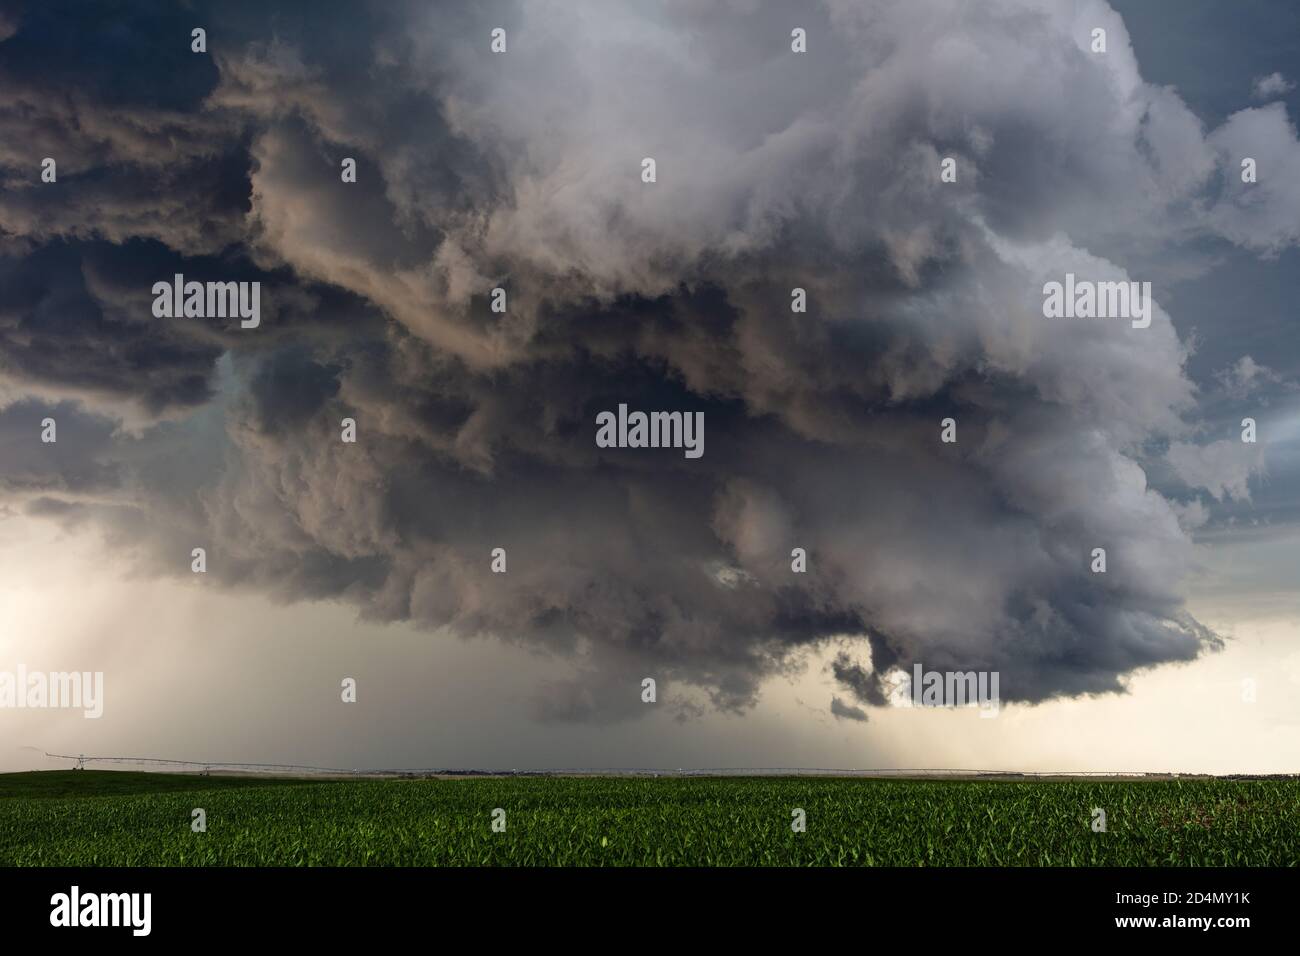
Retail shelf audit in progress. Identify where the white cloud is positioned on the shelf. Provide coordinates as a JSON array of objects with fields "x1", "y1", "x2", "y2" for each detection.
[
  {"x1": 1252, "y1": 72, "x2": 1295, "y2": 100},
  {"x1": 1167, "y1": 439, "x2": 1265, "y2": 501}
]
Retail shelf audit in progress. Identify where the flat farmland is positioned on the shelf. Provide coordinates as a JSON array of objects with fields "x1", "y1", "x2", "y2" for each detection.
[{"x1": 1, "y1": 772, "x2": 1296, "y2": 866}]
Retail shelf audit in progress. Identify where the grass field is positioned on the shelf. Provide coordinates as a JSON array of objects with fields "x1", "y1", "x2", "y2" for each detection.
[{"x1": 1, "y1": 771, "x2": 1297, "y2": 866}]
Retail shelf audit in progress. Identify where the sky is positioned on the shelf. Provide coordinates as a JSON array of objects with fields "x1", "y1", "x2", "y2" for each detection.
[{"x1": 2, "y1": 0, "x2": 1299, "y2": 773}]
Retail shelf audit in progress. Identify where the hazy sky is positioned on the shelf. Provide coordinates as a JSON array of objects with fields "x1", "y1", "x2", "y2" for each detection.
[{"x1": 2, "y1": 0, "x2": 1299, "y2": 773}]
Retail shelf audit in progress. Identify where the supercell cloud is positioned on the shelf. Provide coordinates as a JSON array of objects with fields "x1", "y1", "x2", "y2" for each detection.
[{"x1": 2, "y1": 0, "x2": 1295, "y2": 722}]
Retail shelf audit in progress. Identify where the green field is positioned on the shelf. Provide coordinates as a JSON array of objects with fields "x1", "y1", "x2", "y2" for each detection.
[{"x1": 1, "y1": 771, "x2": 1297, "y2": 866}]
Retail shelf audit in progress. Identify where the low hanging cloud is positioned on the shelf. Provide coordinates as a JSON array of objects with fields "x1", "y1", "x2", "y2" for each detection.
[
  {"x1": 830, "y1": 697, "x2": 869, "y2": 723},
  {"x1": 4, "y1": 0, "x2": 1298, "y2": 722}
]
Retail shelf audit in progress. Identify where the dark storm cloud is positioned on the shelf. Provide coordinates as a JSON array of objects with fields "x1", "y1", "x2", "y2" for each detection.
[
  {"x1": 0, "y1": 243, "x2": 223, "y2": 415},
  {"x1": 0, "y1": 399, "x2": 122, "y2": 496},
  {"x1": 4, "y1": 0, "x2": 1299, "y2": 720},
  {"x1": 832, "y1": 653, "x2": 883, "y2": 708},
  {"x1": 830, "y1": 697, "x2": 869, "y2": 723},
  {"x1": 248, "y1": 348, "x2": 341, "y2": 436}
]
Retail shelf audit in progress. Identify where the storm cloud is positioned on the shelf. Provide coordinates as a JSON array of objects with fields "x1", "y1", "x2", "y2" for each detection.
[{"x1": 3, "y1": 0, "x2": 1296, "y2": 723}]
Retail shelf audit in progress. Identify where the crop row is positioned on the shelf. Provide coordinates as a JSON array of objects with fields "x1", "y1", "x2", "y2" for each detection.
[{"x1": 2, "y1": 777, "x2": 1296, "y2": 866}]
